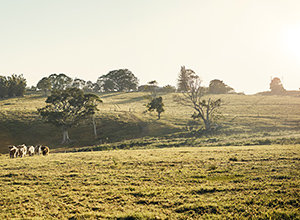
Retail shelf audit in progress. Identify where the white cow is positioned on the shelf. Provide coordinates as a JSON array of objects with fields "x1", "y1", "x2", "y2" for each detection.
[
  {"x1": 8, "y1": 145, "x2": 18, "y2": 158},
  {"x1": 27, "y1": 146, "x2": 35, "y2": 156},
  {"x1": 17, "y1": 144, "x2": 27, "y2": 158}
]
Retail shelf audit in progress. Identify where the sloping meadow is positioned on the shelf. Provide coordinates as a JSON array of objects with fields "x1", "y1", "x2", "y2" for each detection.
[
  {"x1": 1, "y1": 92, "x2": 300, "y2": 154},
  {"x1": 0, "y1": 145, "x2": 299, "y2": 219}
]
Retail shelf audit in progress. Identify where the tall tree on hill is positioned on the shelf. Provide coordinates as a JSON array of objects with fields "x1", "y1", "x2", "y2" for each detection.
[
  {"x1": 83, "y1": 80, "x2": 95, "y2": 92},
  {"x1": 72, "y1": 78, "x2": 86, "y2": 89},
  {"x1": 177, "y1": 66, "x2": 197, "y2": 92},
  {"x1": 49, "y1": 73, "x2": 73, "y2": 90},
  {"x1": 0, "y1": 76, "x2": 8, "y2": 99},
  {"x1": 270, "y1": 77, "x2": 285, "y2": 94},
  {"x1": 174, "y1": 66, "x2": 222, "y2": 131},
  {"x1": 146, "y1": 80, "x2": 158, "y2": 98},
  {"x1": 37, "y1": 77, "x2": 52, "y2": 96},
  {"x1": 143, "y1": 80, "x2": 165, "y2": 119},
  {"x1": 208, "y1": 79, "x2": 234, "y2": 94},
  {"x1": 7, "y1": 74, "x2": 27, "y2": 97},
  {"x1": 97, "y1": 69, "x2": 139, "y2": 92},
  {"x1": 38, "y1": 88, "x2": 102, "y2": 144},
  {"x1": 146, "y1": 96, "x2": 165, "y2": 119}
]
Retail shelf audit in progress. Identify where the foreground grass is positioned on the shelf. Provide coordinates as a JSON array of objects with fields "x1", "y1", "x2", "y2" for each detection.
[{"x1": 0, "y1": 145, "x2": 299, "y2": 219}]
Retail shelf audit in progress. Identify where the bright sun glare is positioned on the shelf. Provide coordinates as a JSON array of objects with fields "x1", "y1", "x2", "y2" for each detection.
[{"x1": 284, "y1": 25, "x2": 300, "y2": 63}]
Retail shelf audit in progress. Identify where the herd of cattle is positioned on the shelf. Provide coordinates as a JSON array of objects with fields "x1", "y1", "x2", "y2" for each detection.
[{"x1": 8, "y1": 144, "x2": 50, "y2": 158}]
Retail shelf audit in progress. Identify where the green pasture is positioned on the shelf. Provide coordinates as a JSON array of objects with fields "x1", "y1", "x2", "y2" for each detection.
[
  {"x1": 1, "y1": 91, "x2": 300, "y2": 153},
  {"x1": 0, "y1": 145, "x2": 299, "y2": 219}
]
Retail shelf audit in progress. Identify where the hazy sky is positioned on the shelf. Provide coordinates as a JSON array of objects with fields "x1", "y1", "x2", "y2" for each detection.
[{"x1": 1, "y1": 0, "x2": 300, "y2": 94}]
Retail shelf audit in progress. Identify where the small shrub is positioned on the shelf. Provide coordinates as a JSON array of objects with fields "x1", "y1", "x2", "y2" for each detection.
[
  {"x1": 208, "y1": 164, "x2": 218, "y2": 171},
  {"x1": 257, "y1": 139, "x2": 272, "y2": 145},
  {"x1": 229, "y1": 157, "x2": 238, "y2": 162}
]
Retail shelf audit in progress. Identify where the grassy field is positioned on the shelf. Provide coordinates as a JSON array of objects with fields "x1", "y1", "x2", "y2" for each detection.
[
  {"x1": 1, "y1": 91, "x2": 300, "y2": 153},
  {"x1": 1, "y1": 91, "x2": 300, "y2": 219},
  {"x1": 0, "y1": 145, "x2": 299, "y2": 219}
]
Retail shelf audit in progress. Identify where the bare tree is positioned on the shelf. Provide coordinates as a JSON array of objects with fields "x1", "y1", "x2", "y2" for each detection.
[{"x1": 174, "y1": 66, "x2": 222, "y2": 131}]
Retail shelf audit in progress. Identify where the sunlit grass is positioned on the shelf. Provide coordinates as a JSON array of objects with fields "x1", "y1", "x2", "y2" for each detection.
[
  {"x1": 1, "y1": 92, "x2": 300, "y2": 153},
  {"x1": 0, "y1": 145, "x2": 299, "y2": 219}
]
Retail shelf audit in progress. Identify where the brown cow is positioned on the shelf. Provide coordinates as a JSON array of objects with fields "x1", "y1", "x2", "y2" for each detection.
[
  {"x1": 35, "y1": 145, "x2": 42, "y2": 155},
  {"x1": 41, "y1": 146, "x2": 50, "y2": 156}
]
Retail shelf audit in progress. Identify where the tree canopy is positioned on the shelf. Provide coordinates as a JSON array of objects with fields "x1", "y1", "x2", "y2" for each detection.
[
  {"x1": 97, "y1": 69, "x2": 139, "y2": 92},
  {"x1": 177, "y1": 66, "x2": 198, "y2": 92},
  {"x1": 208, "y1": 79, "x2": 234, "y2": 94},
  {"x1": 37, "y1": 77, "x2": 51, "y2": 96},
  {"x1": 270, "y1": 77, "x2": 285, "y2": 94},
  {"x1": 49, "y1": 73, "x2": 73, "y2": 90},
  {"x1": 0, "y1": 74, "x2": 26, "y2": 99},
  {"x1": 38, "y1": 87, "x2": 102, "y2": 143},
  {"x1": 72, "y1": 78, "x2": 86, "y2": 90},
  {"x1": 146, "y1": 96, "x2": 165, "y2": 119}
]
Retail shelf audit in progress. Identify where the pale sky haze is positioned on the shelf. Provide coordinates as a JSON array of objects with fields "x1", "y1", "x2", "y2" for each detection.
[{"x1": 1, "y1": 0, "x2": 300, "y2": 94}]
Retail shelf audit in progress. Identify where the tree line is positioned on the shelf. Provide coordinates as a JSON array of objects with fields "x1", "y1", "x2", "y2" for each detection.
[
  {"x1": 2, "y1": 69, "x2": 289, "y2": 99},
  {"x1": 1, "y1": 68, "x2": 238, "y2": 99},
  {"x1": 0, "y1": 74, "x2": 27, "y2": 99},
  {"x1": 35, "y1": 70, "x2": 140, "y2": 95},
  {"x1": 35, "y1": 69, "x2": 236, "y2": 95}
]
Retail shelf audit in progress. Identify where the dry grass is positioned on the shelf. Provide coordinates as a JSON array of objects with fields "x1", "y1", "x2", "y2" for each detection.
[{"x1": 0, "y1": 145, "x2": 299, "y2": 219}]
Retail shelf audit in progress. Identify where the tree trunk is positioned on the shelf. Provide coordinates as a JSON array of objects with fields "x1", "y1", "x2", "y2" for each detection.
[
  {"x1": 204, "y1": 99, "x2": 211, "y2": 131},
  {"x1": 204, "y1": 119, "x2": 211, "y2": 131},
  {"x1": 91, "y1": 116, "x2": 97, "y2": 139},
  {"x1": 61, "y1": 127, "x2": 70, "y2": 144}
]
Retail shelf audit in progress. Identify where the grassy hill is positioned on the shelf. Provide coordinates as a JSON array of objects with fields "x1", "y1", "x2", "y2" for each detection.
[
  {"x1": 1, "y1": 91, "x2": 300, "y2": 153},
  {"x1": 1, "y1": 91, "x2": 300, "y2": 219}
]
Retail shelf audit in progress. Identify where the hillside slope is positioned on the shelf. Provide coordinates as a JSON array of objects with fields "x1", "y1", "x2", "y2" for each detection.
[{"x1": 1, "y1": 91, "x2": 300, "y2": 153}]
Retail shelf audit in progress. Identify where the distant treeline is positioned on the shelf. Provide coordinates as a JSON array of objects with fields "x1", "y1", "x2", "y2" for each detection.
[
  {"x1": 1, "y1": 68, "x2": 239, "y2": 98},
  {"x1": 33, "y1": 70, "x2": 178, "y2": 94},
  {"x1": 0, "y1": 74, "x2": 27, "y2": 99},
  {"x1": 33, "y1": 69, "x2": 235, "y2": 94}
]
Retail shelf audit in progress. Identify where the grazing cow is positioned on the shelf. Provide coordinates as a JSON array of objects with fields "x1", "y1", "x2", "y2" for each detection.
[
  {"x1": 8, "y1": 145, "x2": 18, "y2": 158},
  {"x1": 35, "y1": 145, "x2": 42, "y2": 155},
  {"x1": 27, "y1": 146, "x2": 35, "y2": 156},
  {"x1": 41, "y1": 146, "x2": 49, "y2": 156},
  {"x1": 17, "y1": 144, "x2": 27, "y2": 158}
]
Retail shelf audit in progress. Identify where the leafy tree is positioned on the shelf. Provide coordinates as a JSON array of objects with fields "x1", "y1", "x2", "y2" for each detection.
[
  {"x1": 97, "y1": 69, "x2": 139, "y2": 92},
  {"x1": 72, "y1": 78, "x2": 86, "y2": 89},
  {"x1": 37, "y1": 77, "x2": 52, "y2": 96},
  {"x1": 0, "y1": 76, "x2": 8, "y2": 99},
  {"x1": 83, "y1": 80, "x2": 94, "y2": 92},
  {"x1": 270, "y1": 77, "x2": 285, "y2": 94},
  {"x1": 174, "y1": 67, "x2": 222, "y2": 131},
  {"x1": 49, "y1": 73, "x2": 73, "y2": 90},
  {"x1": 146, "y1": 96, "x2": 165, "y2": 119},
  {"x1": 146, "y1": 80, "x2": 158, "y2": 97},
  {"x1": 208, "y1": 79, "x2": 234, "y2": 94},
  {"x1": 162, "y1": 84, "x2": 176, "y2": 93},
  {"x1": 38, "y1": 88, "x2": 102, "y2": 144},
  {"x1": 177, "y1": 66, "x2": 197, "y2": 92},
  {"x1": 7, "y1": 74, "x2": 27, "y2": 97}
]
